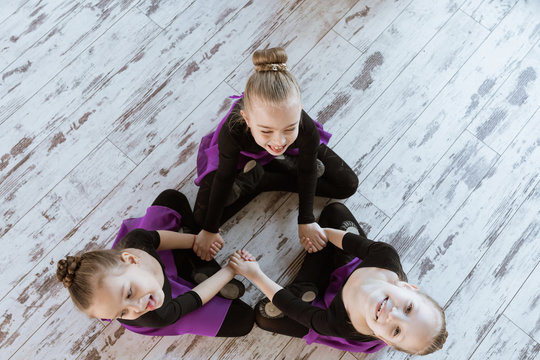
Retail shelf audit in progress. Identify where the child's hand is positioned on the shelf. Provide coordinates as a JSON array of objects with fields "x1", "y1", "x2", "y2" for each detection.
[
  {"x1": 298, "y1": 222, "x2": 327, "y2": 252},
  {"x1": 194, "y1": 230, "x2": 224, "y2": 261},
  {"x1": 228, "y1": 250, "x2": 260, "y2": 278}
]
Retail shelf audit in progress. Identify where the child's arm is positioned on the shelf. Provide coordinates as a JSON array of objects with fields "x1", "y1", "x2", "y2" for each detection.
[
  {"x1": 157, "y1": 230, "x2": 222, "y2": 258},
  {"x1": 191, "y1": 266, "x2": 236, "y2": 304},
  {"x1": 228, "y1": 250, "x2": 283, "y2": 300}
]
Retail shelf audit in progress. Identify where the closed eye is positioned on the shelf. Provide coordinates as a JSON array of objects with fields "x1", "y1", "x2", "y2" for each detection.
[{"x1": 406, "y1": 303, "x2": 413, "y2": 314}]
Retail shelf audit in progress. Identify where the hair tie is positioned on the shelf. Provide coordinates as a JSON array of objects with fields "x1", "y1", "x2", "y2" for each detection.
[{"x1": 257, "y1": 63, "x2": 288, "y2": 72}]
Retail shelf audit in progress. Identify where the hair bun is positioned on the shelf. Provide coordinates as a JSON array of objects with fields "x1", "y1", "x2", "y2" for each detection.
[
  {"x1": 56, "y1": 256, "x2": 81, "y2": 288},
  {"x1": 252, "y1": 47, "x2": 288, "y2": 72}
]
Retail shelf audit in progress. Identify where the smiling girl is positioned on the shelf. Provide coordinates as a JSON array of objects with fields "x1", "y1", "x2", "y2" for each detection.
[
  {"x1": 57, "y1": 190, "x2": 253, "y2": 337},
  {"x1": 228, "y1": 202, "x2": 448, "y2": 355},
  {"x1": 193, "y1": 47, "x2": 358, "y2": 261}
]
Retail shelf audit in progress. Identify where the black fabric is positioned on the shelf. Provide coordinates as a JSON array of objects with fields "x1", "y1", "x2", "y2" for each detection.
[
  {"x1": 215, "y1": 299, "x2": 255, "y2": 337},
  {"x1": 265, "y1": 203, "x2": 406, "y2": 341},
  {"x1": 194, "y1": 101, "x2": 357, "y2": 233}
]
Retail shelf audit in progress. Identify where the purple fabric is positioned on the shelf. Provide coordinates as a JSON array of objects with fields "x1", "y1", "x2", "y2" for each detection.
[
  {"x1": 110, "y1": 205, "x2": 231, "y2": 337},
  {"x1": 194, "y1": 94, "x2": 332, "y2": 185},
  {"x1": 302, "y1": 257, "x2": 387, "y2": 353}
]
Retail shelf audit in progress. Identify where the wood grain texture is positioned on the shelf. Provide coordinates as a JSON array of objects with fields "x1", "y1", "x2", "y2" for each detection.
[
  {"x1": 504, "y1": 254, "x2": 540, "y2": 343},
  {"x1": 333, "y1": 0, "x2": 413, "y2": 53},
  {"x1": 421, "y1": 182, "x2": 539, "y2": 359},
  {"x1": 408, "y1": 110, "x2": 540, "y2": 306},
  {"x1": 0, "y1": 0, "x2": 139, "y2": 125},
  {"x1": 0, "y1": 0, "x2": 30, "y2": 24},
  {"x1": 356, "y1": 0, "x2": 539, "y2": 216},
  {"x1": 339, "y1": 10, "x2": 488, "y2": 215},
  {"x1": 468, "y1": 42, "x2": 540, "y2": 154},
  {"x1": 225, "y1": 0, "x2": 357, "y2": 92},
  {"x1": 468, "y1": 315, "x2": 540, "y2": 360},
  {"x1": 0, "y1": 0, "x2": 79, "y2": 67},
  {"x1": 461, "y1": 0, "x2": 521, "y2": 30},
  {"x1": 376, "y1": 131, "x2": 498, "y2": 273},
  {"x1": 137, "y1": 0, "x2": 196, "y2": 28}
]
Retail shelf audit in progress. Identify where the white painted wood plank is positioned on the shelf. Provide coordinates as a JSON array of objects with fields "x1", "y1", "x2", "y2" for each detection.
[
  {"x1": 469, "y1": 42, "x2": 540, "y2": 154},
  {"x1": 10, "y1": 300, "x2": 104, "y2": 360},
  {"x1": 419, "y1": 184, "x2": 540, "y2": 360},
  {"x1": 342, "y1": 192, "x2": 391, "y2": 239},
  {"x1": 76, "y1": 322, "x2": 161, "y2": 360},
  {"x1": 408, "y1": 110, "x2": 540, "y2": 306},
  {"x1": 0, "y1": 0, "x2": 30, "y2": 24},
  {"x1": 310, "y1": 0, "x2": 463, "y2": 147},
  {"x1": 462, "y1": 0, "x2": 521, "y2": 30},
  {"x1": 469, "y1": 315, "x2": 540, "y2": 360},
  {"x1": 0, "y1": 0, "x2": 139, "y2": 125},
  {"x1": 357, "y1": 1, "x2": 539, "y2": 216},
  {"x1": 0, "y1": 9, "x2": 161, "y2": 237},
  {"x1": 0, "y1": 0, "x2": 80, "y2": 67},
  {"x1": 276, "y1": 337, "x2": 345, "y2": 359},
  {"x1": 142, "y1": 332, "x2": 227, "y2": 360},
  {"x1": 106, "y1": 0, "x2": 250, "y2": 163},
  {"x1": 224, "y1": 0, "x2": 357, "y2": 93},
  {"x1": 505, "y1": 263, "x2": 540, "y2": 343},
  {"x1": 0, "y1": 8, "x2": 159, "y2": 183},
  {"x1": 333, "y1": 0, "x2": 413, "y2": 53},
  {"x1": 0, "y1": 139, "x2": 135, "y2": 298},
  {"x1": 137, "y1": 0, "x2": 195, "y2": 28},
  {"x1": 294, "y1": 29, "x2": 362, "y2": 111},
  {"x1": 376, "y1": 131, "x2": 498, "y2": 273}
]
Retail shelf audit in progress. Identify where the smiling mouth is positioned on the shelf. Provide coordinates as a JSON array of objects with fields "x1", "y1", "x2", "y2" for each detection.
[
  {"x1": 376, "y1": 297, "x2": 388, "y2": 320},
  {"x1": 268, "y1": 144, "x2": 286, "y2": 153}
]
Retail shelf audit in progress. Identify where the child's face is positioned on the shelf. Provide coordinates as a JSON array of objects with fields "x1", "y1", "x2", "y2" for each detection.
[
  {"x1": 241, "y1": 97, "x2": 302, "y2": 156},
  {"x1": 364, "y1": 281, "x2": 441, "y2": 353},
  {"x1": 87, "y1": 252, "x2": 165, "y2": 320}
]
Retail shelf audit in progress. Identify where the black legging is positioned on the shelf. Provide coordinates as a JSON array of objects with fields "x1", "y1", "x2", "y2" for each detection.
[
  {"x1": 255, "y1": 202, "x2": 362, "y2": 338},
  {"x1": 151, "y1": 189, "x2": 254, "y2": 336},
  {"x1": 194, "y1": 144, "x2": 358, "y2": 227}
]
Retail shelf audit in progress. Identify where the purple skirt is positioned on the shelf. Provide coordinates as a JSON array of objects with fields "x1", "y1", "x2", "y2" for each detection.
[
  {"x1": 110, "y1": 205, "x2": 231, "y2": 337},
  {"x1": 194, "y1": 94, "x2": 332, "y2": 185},
  {"x1": 302, "y1": 257, "x2": 387, "y2": 353}
]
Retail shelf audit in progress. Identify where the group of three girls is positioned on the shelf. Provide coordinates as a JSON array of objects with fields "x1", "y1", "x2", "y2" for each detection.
[{"x1": 57, "y1": 48, "x2": 447, "y2": 355}]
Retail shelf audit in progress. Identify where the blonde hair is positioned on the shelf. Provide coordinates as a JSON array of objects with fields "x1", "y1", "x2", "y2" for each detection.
[
  {"x1": 56, "y1": 249, "x2": 124, "y2": 311},
  {"x1": 243, "y1": 47, "x2": 301, "y2": 111},
  {"x1": 394, "y1": 292, "x2": 448, "y2": 355}
]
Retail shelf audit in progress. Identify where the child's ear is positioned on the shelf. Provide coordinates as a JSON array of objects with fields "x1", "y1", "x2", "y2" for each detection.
[
  {"x1": 397, "y1": 281, "x2": 419, "y2": 291},
  {"x1": 120, "y1": 251, "x2": 138, "y2": 264},
  {"x1": 240, "y1": 110, "x2": 250, "y2": 127}
]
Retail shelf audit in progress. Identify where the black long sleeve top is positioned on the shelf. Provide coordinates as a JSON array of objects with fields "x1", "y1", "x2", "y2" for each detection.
[
  {"x1": 115, "y1": 229, "x2": 202, "y2": 328},
  {"x1": 272, "y1": 233, "x2": 407, "y2": 341},
  {"x1": 203, "y1": 101, "x2": 321, "y2": 233}
]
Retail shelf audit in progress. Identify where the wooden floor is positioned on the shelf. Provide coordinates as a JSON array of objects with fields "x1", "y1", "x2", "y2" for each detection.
[{"x1": 0, "y1": 0, "x2": 538, "y2": 359}]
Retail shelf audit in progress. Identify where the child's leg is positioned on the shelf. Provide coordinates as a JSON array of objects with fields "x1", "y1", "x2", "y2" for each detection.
[
  {"x1": 215, "y1": 299, "x2": 255, "y2": 337},
  {"x1": 152, "y1": 189, "x2": 200, "y2": 232},
  {"x1": 314, "y1": 144, "x2": 358, "y2": 199},
  {"x1": 254, "y1": 300, "x2": 309, "y2": 338}
]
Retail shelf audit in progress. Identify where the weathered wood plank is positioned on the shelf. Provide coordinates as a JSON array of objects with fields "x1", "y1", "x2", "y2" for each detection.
[
  {"x1": 468, "y1": 42, "x2": 540, "y2": 154},
  {"x1": 106, "y1": 0, "x2": 249, "y2": 163},
  {"x1": 333, "y1": 0, "x2": 413, "y2": 54},
  {"x1": 0, "y1": 9, "x2": 160, "y2": 237},
  {"x1": 294, "y1": 29, "x2": 362, "y2": 111},
  {"x1": 461, "y1": 0, "x2": 520, "y2": 30},
  {"x1": 10, "y1": 301, "x2": 104, "y2": 360},
  {"x1": 0, "y1": 0, "x2": 30, "y2": 24},
  {"x1": 76, "y1": 322, "x2": 161, "y2": 360},
  {"x1": 469, "y1": 315, "x2": 540, "y2": 360},
  {"x1": 225, "y1": 0, "x2": 357, "y2": 92},
  {"x1": 0, "y1": 0, "x2": 139, "y2": 125},
  {"x1": 137, "y1": 0, "x2": 195, "y2": 28},
  {"x1": 142, "y1": 332, "x2": 227, "y2": 360},
  {"x1": 504, "y1": 262, "x2": 540, "y2": 344},
  {"x1": 376, "y1": 131, "x2": 498, "y2": 273},
  {"x1": 0, "y1": 139, "x2": 135, "y2": 299},
  {"x1": 419, "y1": 184, "x2": 539, "y2": 359},
  {"x1": 408, "y1": 110, "x2": 540, "y2": 306},
  {"x1": 275, "y1": 337, "x2": 345, "y2": 359},
  {"x1": 309, "y1": 0, "x2": 463, "y2": 150},
  {"x1": 0, "y1": 0, "x2": 80, "y2": 67},
  {"x1": 357, "y1": 0, "x2": 539, "y2": 216}
]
